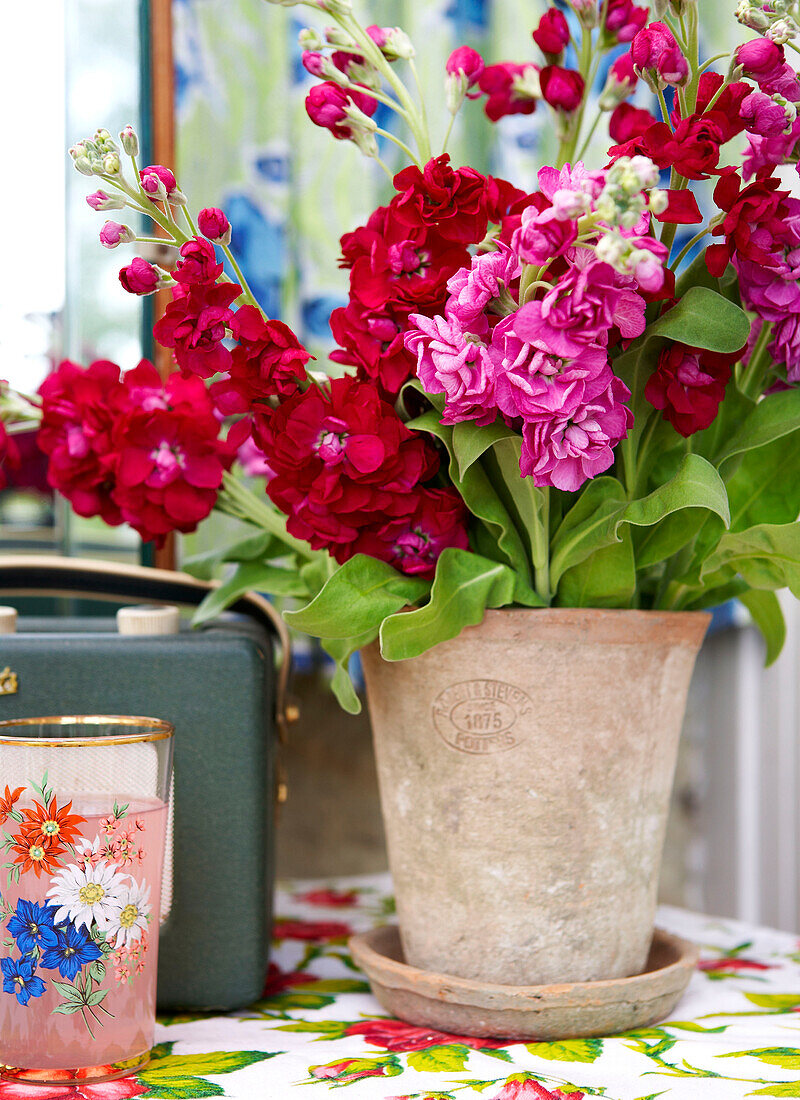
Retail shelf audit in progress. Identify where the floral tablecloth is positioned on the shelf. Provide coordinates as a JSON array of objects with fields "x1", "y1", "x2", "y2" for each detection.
[{"x1": 10, "y1": 873, "x2": 800, "y2": 1100}]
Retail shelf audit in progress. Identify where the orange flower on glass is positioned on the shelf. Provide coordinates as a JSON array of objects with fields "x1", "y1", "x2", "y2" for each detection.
[
  {"x1": 19, "y1": 796, "x2": 86, "y2": 851},
  {"x1": 10, "y1": 834, "x2": 61, "y2": 877},
  {"x1": 0, "y1": 785, "x2": 24, "y2": 826}
]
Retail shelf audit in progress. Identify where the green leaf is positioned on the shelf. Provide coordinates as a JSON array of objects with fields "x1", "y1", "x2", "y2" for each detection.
[
  {"x1": 407, "y1": 1045, "x2": 470, "y2": 1073},
  {"x1": 51, "y1": 980, "x2": 83, "y2": 1002},
  {"x1": 142, "y1": 1051, "x2": 281, "y2": 1079},
  {"x1": 379, "y1": 548, "x2": 543, "y2": 661},
  {"x1": 748, "y1": 1086, "x2": 800, "y2": 1097},
  {"x1": 285, "y1": 555, "x2": 429, "y2": 640},
  {"x1": 740, "y1": 589, "x2": 786, "y2": 666},
  {"x1": 192, "y1": 561, "x2": 307, "y2": 629},
  {"x1": 550, "y1": 456, "x2": 730, "y2": 588},
  {"x1": 720, "y1": 1048, "x2": 800, "y2": 1069},
  {"x1": 700, "y1": 524, "x2": 800, "y2": 596},
  {"x1": 271, "y1": 1020, "x2": 350, "y2": 1038},
  {"x1": 321, "y1": 630, "x2": 376, "y2": 715},
  {"x1": 86, "y1": 988, "x2": 109, "y2": 1006},
  {"x1": 644, "y1": 286, "x2": 751, "y2": 354},
  {"x1": 87, "y1": 961, "x2": 106, "y2": 983},
  {"x1": 452, "y1": 419, "x2": 515, "y2": 479},
  {"x1": 666, "y1": 1021, "x2": 728, "y2": 1034},
  {"x1": 182, "y1": 530, "x2": 277, "y2": 581},
  {"x1": 51, "y1": 1002, "x2": 83, "y2": 1015},
  {"x1": 557, "y1": 527, "x2": 635, "y2": 607},
  {"x1": 746, "y1": 993, "x2": 800, "y2": 1011},
  {"x1": 138, "y1": 1078, "x2": 224, "y2": 1099},
  {"x1": 634, "y1": 510, "x2": 709, "y2": 572},
  {"x1": 717, "y1": 389, "x2": 800, "y2": 470},
  {"x1": 726, "y1": 434, "x2": 800, "y2": 531},
  {"x1": 525, "y1": 1039, "x2": 603, "y2": 1063}
]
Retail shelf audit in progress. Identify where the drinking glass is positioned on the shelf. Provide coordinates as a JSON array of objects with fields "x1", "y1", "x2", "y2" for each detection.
[{"x1": 0, "y1": 716, "x2": 174, "y2": 1085}]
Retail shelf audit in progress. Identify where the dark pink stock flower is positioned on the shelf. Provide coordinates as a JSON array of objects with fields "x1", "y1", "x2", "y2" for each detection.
[
  {"x1": 119, "y1": 257, "x2": 160, "y2": 296},
  {"x1": 445, "y1": 246, "x2": 521, "y2": 325},
  {"x1": 521, "y1": 376, "x2": 632, "y2": 491},
  {"x1": 736, "y1": 38, "x2": 784, "y2": 79},
  {"x1": 197, "y1": 207, "x2": 231, "y2": 242},
  {"x1": 352, "y1": 487, "x2": 469, "y2": 578},
  {"x1": 604, "y1": 0, "x2": 648, "y2": 43},
  {"x1": 446, "y1": 46, "x2": 485, "y2": 87},
  {"x1": 740, "y1": 91, "x2": 794, "y2": 138},
  {"x1": 743, "y1": 117, "x2": 800, "y2": 179},
  {"x1": 478, "y1": 63, "x2": 539, "y2": 122},
  {"x1": 512, "y1": 204, "x2": 578, "y2": 265},
  {"x1": 99, "y1": 221, "x2": 133, "y2": 249},
  {"x1": 539, "y1": 66, "x2": 585, "y2": 112},
  {"x1": 172, "y1": 237, "x2": 223, "y2": 286},
  {"x1": 631, "y1": 22, "x2": 689, "y2": 86},
  {"x1": 152, "y1": 282, "x2": 241, "y2": 377},
  {"x1": 305, "y1": 81, "x2": 377, "y2": 139},
  {"x1": 405, "y1": 312, "x2": 496, "y2": 425},
  {"x1": 210, "y1": 304, "x2": 311, "y2": 413},
  {"x1": 609, "y1": 50, "x2": 638, "y2": 91},
  {"x1": 139, "y1": 164, "x2": 177, "y2": 196},
  {"x1": 532, "y1": 9, "x2": 570, "y2": 57}
]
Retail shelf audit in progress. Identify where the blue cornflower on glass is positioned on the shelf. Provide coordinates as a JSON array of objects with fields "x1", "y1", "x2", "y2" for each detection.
[
  {"x1": 39, "y1": 921, "x2": 102, "y2": 981},
  {"x1": 1, "y1": 955, "x2": 47, "y2": 1005},
  {"x1": 7, "y1": 899, "x2": 57, "y2": 955}
]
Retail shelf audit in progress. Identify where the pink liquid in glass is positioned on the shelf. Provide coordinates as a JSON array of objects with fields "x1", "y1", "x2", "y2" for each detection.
[{"x1": 0, "y1": 794, "x2": 167, "y2": 1074}]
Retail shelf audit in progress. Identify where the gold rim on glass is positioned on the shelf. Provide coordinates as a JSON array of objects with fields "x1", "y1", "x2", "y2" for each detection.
[{"x1": 0, "y1": 715, "x2": 174, "y2": 747}]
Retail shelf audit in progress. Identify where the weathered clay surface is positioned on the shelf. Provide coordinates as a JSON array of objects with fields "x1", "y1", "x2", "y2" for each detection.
[
  {"x1": 349, "y1": 923, "x2": 698, "y2": 1040},
  {"x1": 360, "y1": 608, "x2": 709, "y2": 986}
]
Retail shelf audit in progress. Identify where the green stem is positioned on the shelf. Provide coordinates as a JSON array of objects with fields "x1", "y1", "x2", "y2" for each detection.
[
  {"x1": 184, "y1": 207, "x2": 199, "y2": 236},
  {"x1": 698, "y1": 52, "x2": 730, "y2": 75},
  {"x1": 556, "y1": 22, "x2": 593, "y2": 167},
  {"x1": 684, "y1": 3, "x2": 701, "y2": 114},
  {"x1": 217, "y1": 472, "x2": 317, "y2": 561},
  {"x1": 409, "y1": 58, "x2": 430, "y2": 153},
  {"x1": 374, "y1": 154, "x2": 395, "y2": 183},
  {"x1": 375, "y1": 127, "x2": 420, "y2": 165},
  {"x1": 441, "y1": 105, "x2": 460, "y2": 155},
  {"x1": 575, "y1": 107, "x2": 603, "y2": 161},
  {"x1": 221, "y1": 244, "x2": 260, "y2": 309},
  {"x1": 670, "y1": 226, "x2": 711, "y2": 270},
  {"x1": 738, "y1": 320, "x2": 772, "y2": 399},
  {"x1": 533, "y1": 487, "x2": 551, "y2": 605}
]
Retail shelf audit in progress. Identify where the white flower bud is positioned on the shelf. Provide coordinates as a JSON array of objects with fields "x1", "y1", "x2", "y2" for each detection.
[
  {"x1": 316, "y1": 0, "x2": 353, "y2": 15},
  {"x1": 381, "y1": 28, "x2": 415, "y2": 61},
  {"x1": 102, "y1": 151, "x2": 122, "y2": 176},
  {"x1": 596, "y1": 232, "x2": 628, "y2": 268},
  {"x1": 445, "y1": 71, "x2": 469, "y2": 115},
  {"x1": 767, "y1": 17, "x2": 799, "y2": 43},
  {"x1": 648, "y1": 188, "x2": 669, "y2": 216},
  {"x1": 511, "y1": 66, "x2": 541, "y2": 100},
  {"x1": 72, "y1": 155, "x2": 95, "y2": 177},
  {"x1": 119, "y1": 125, "x2": 139, "y2": 157},
  {"x1": 299, "y1": 27, "x2": 325, "y2": 49},
  {"x1": 167, "y1": 188, "x2": 188, "y2": 206}
]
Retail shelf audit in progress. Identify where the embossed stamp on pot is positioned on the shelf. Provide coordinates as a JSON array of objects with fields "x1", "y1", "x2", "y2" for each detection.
[{"x1": 432, "y1": 679, "x2": 532, "y2": 755}]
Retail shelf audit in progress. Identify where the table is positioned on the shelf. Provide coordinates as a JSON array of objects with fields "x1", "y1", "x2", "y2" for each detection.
[{"x1": 16, "y1": 873, "x2": 800, "y2": 1100}]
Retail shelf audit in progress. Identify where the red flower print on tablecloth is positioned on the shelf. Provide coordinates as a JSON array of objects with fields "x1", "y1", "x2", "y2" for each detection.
[
  {"x1": 272, "y1": 919, "x2": 352, "y2": 942},
  {"x1": 293, "y1": 887, "x2": 359, "y2": 908},
  {"x1": 345, "y1": 1018, "x2": 508, "y2": 1052}
]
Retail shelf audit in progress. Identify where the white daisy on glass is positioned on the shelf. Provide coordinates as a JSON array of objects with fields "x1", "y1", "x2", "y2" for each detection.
[
  {"x1": 103, "y1": 879, "x2": 151, "y2": 949},
  {"x1": 46, "y1": 860, "x2": 129, "y2": 932}
]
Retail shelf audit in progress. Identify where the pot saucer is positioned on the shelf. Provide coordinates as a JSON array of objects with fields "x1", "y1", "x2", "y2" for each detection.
[{"x1": 349, "y1": 925, "x2": 698, "y2": 1041}]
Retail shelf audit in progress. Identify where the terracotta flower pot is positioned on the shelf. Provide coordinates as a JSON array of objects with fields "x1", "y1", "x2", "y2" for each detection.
[{"x1": 360, "y1": 608, "x2": 709, "y2": 987}]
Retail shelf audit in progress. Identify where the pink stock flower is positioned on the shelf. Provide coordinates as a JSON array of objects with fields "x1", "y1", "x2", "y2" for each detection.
[
  {"x1": 236, "y1": 434, "x2": 274, "y2": 478},
  {"x1": 118, "y1": 257, "x2": 160, "y2": 296},
  {"x1": 540, "y1": 66, "x2": 585, "y2": 112},
  {"x1": 405, "y1": 312, "x2": 496, "y2": 425},
  {"x1": 521, "y1": 375, "x2": 632, "y2": 491},
  {"x1": 445, "y1": 246, "x2": 521, "y2": 325},
  {"x1": 512, "y1": 205, "x2": 578, "y2": 265},
  {"x1": 490, "y1": 315, "x2": 611, "y2": 420},
  {"x1": 139, "y1": 164, "x2": 177, "y2": 196},
  {"x1": 305, "y1": 81, "x2": 377, "y2": 139},
  {"x1": 197, "y1": 207, "x2": 231, "y2": 242},
  {"x1": 604, "y1": 0, "x2": 648, "y2": 43},
  {"x1": 86, "y1": 189, "x2": 125, "y2": 211},
  {"x1": 740, "y1": 91, "x2": 794, "y2": 137},
  {"x1": 446, "y1": 46, "x2": 485, "y2": 87},
  {"x1": 609, "y1": 51, "x2": 638, "y2": 92},
  {"x1": 532, "y1": 9, "x2": 570, "y2": 57},
  {"x1": 514, "y1": 259, "x2": 647, "y2": 358},
  {"x1": 736, "y1": 38, "x2": 785, "y2": 80},
  {"x1": 478, "y1": 63, "x2": 539, "y2": 122}
]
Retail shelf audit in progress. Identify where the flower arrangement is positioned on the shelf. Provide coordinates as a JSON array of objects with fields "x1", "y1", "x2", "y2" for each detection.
[{"x1": 3, "y1": 0, "x2": 800, "y2": 710}]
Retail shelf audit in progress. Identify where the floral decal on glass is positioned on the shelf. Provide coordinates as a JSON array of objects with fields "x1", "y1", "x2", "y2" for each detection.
[{"x1": 0, "y1": 774, "x2": 152, "y2": 1037}]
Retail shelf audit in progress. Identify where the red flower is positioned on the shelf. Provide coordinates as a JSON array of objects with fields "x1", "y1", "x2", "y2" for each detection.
[
  {"x1": 345, "y1": 1018, "x2": 508, "y2": 1053},
  {"x1": 610, "y1": 113, "x2": 727, "y2": 180},
  {"x1": 119, "y1": 257, "x2": 160, "y2": 296},
  {"x1": 305, "y1": 81, "x2": 377, "y2": 140},
  {"x1": 329, "y1": 302, "x2": 417, "y2": 400},
  {"x1": 692, "y1": 73, "x2": 751, "y2": 141},
  {"x1": 260, "y1": 376, "x2": 438, "y2": 558},
  {"x1": 0, "y1": 422, "x2": 20, "y2": 490},
  {"x1": 604, "y1": 0, "x2": 648, "y2": 43},
  {"x1": 0, "y1": 785, "x2": 24, "y2": 826},
  {"x1": 478, "y1": 63, "x2": 539, "y2": 122},
  {"x1": 654, "y1": 189, "x2": 703, "y2": 226},
  {"x1": 152, "y1": 282, "x2": 241, "y2": 378},
  {"x1": 539, "y1": 66, "x2": 585, "y2": 112},
  {"x1": 350, "y1": 487, "x2": 470, "y2": 579},
  {"x1": 310, "y1": 1058, "x2": 398, "y2": 1084},
  {"x1": 272, "y1": 919, "x2": 352, "y2": 941},
  {"x1": 608, "y1": 103, "x2": 657, "y2": 143},
  {"x1": 698, "y1": 957, "x2": 772, "y2": 973},
  {"x1": 197, "y1": 207, "x2": 231, "y2": 242},
  {"x1": 111, "y1": 366, "x2": 232, "y2": 546},
  {"x1": 491, "y1": 1080, "x2": 585, "y2": 1099},
  {"x1": 262, "y1": 962, "x2": 320, "y2": 995},
  {"x1": 210, "y1": 305, "x2": 311, "y2": 414},
  {"x1": 37, "y1": 359, "x2": 126, "y2": 526},
  {"x1": 294, "y1": 887, "x2": 359, "y2": 907},
  {"x1": 446, "y1": 46, "x2": 485, "y2": 87},
  {"x1": 172, "y1": 236, "x2": 223, "y2": 286},
  {"x1": 532, "y1": 9, "x2": 569, "y2": 56},
  {"x1": 392, "y1": 155, "x2": 493, "y2": 244},
  {"x1": 645, "y1": 342, "x2": 739, "y2": 436},
  {"x1": 19, "y1": 796, "x2": 87, "y2": 850},
  {"x1": 706, "y1": 170, "x2": 791, "y2": 277}
]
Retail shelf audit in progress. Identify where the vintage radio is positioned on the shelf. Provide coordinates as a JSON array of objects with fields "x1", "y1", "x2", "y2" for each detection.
[{"x1": 0, "y1": 555, "x2": 291, "y2": 1011}]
